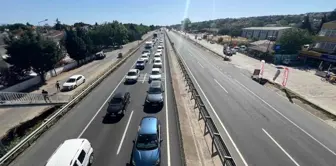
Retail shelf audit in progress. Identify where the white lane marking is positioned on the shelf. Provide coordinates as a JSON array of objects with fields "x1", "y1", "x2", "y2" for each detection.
[
  {"x1": 214, "y1": 79, "x2": 228, "y2": 93},
  {"x1": 117, "y1": 110, "x2": 134, "y2": 155},
  {"x1": 174, "y1": 48, "x2": 248, "y2": 166},
  {"x1": 262, "y1": 128, "x2": 300, "y2": 166},
  {"x1": 234, "y1": 79, "x2": 336, "y2": 156},
  {"x1": 186, "y1": 41, "x2": 336, "y2": 156},
  {"x1": 78, "y1": 60, "x2": 138, "y2": 138},
  {"x1": 142, "y1": 73, "x2": 147, "y2": 83},
  {"x1": 197, "y1": 61, "x2": 204, "y2": 68},
  {"x1": 164, "y1": 37, "x2": 171, "y2": 166}
]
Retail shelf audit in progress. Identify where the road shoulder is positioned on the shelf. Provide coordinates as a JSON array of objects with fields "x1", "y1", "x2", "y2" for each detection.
[{"x1": 167, "y1": 36, "x2": 221, "y2": 166}]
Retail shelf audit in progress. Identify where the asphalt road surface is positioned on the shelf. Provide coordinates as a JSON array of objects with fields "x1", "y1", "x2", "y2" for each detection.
[
  {"x1": 9, "y1": 34, "x2": 183, "y2": 166},
  {"x1": 167, "y1": 31, "x2": 336, "y2": 166}
]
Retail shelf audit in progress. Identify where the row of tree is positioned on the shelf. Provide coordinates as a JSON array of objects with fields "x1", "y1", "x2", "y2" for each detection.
[
  {"x1": 173, "y1": 9, "x2": 336, "y2": 36},
  {"x1": 3, "y1": 21, "x2": 158, "y2": 82}
]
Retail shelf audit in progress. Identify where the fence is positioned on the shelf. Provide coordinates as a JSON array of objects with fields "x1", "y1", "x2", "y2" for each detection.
[
  {"x1": 165, "y1": 31, "x2": 236, "y2": 166},
  {"x1": 0, "y1": 92, "x2": 72, "y2": 106}
]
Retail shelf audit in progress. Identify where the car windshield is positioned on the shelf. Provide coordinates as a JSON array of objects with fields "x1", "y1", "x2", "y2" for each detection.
[
  {"x1": 110, "y1": 97, "x2": 122, "y2": 104},
  {"x1": 152, "y1": 71, "x2": 160, "y2": 75},
  {"x1": 137, "y1": 60, "x2": 144, "y2": 63},
  {"x1": 136, "y1": 134, "x2": 158, "y2": 150},
  {"x1": 141, "y1": 55, "x2": 147, "y2": 58},
  {"x1": 127, "y1": 72, "x2": 137, "y2": 76},
  {"x1": 154, "y1": 60, "x2": 161, "y2": 63},
  {"x1": 66, "y1": 78, "x2": 76, "y2": 83},
  {"x1": 148, "y1": 87, "x2": 162, "y2": 94}
]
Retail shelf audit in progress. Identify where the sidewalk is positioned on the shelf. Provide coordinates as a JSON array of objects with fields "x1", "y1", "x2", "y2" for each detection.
[
  {"x1": 0, "y1": 33, "x2": 151, "y2": 137},
  {"x1": 178, "y1": 31, "x2": 336, "y2": 116}
]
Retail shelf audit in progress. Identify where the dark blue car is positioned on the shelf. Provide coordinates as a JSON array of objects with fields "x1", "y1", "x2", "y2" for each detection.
[{"x1": 132, "y1": 116, "x2": 162, "y2": 166}]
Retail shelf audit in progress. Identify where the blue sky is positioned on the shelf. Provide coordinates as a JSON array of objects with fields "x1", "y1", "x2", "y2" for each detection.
[{"x1": 1, "y1": 0, "x2": 335, "y2": 26}]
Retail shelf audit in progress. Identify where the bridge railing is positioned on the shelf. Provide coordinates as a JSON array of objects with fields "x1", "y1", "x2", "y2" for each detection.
[
  {"x1": 0, "y1": 92, "x2": 72, "y2": 106},
  {"x1": 165, "y1": 31, "x2": 237, "y2": 166}
]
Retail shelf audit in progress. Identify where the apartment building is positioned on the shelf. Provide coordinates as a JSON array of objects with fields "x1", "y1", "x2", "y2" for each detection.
[
  {"x1": 299, "y1": 21, "x2": 336, "y2": 68},
  {"x1": 241, "y1": 27, "x2": 292, "y2": 40}
]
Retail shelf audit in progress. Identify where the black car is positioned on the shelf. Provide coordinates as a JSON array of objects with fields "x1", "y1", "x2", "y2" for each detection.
[{"x1": 107, "y1": 92, "x2": 131, "y2": 116}]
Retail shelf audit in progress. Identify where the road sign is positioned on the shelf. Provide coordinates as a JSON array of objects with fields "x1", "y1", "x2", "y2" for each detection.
[
  {"x1": 282, "y1": 67, "x2": 289, "y2": 87},
  {"x1": 259, "y1": 60, "x2": 265, "y2": 78}
]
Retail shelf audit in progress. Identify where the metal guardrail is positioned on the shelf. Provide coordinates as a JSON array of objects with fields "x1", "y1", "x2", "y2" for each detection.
[
  {"x1": 165, "y1": 31, "x2": 236, "y2": 166},
  {"x1": 0, "y1": 36, "x2": 151, "y2": 166},
  {"x1": 0, "y1": 92, "x2": 72, "y2": 106}
]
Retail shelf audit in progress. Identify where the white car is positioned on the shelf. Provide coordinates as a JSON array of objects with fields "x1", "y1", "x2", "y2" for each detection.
[
  {"x1": 62, "y1": 75, "x2": 85, "y2": 91},
  {"x1": 140, "y1": 54, "x2": 149, "y2": 62},
  {"x1": 157, "y1": 45, "x2": 164, "y2": 50},
  {"x1": 153, "y1": 59, "x2": 163, "y2": 68},
  {"x1": 149, "y1": 68, "x2": 162, "y2": 82},
  {"x1": 156, "y1": 50, "x2": 162, "y2": 56},
  {"x1": 154, "y1": 53, "x2": 161, "y2": 59},
  {"x1": 125, "y1": 69, "x2": 140, "y2": 83},
  {"x1": 46, "y1": 139, "x2": 94, "y2": 166}
]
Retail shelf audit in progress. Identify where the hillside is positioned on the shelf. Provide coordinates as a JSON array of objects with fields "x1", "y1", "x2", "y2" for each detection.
[{"x1": 171, "y1": 10, "x2": 335, "y2": 36}]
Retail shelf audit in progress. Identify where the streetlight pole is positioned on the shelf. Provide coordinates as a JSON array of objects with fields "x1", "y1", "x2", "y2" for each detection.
[{"x1": 37, "y1": 19, "x2": 48, "y2": 33}]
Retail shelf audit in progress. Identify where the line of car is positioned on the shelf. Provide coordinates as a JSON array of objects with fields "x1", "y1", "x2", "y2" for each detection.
[{"x1": 45, "y1": 35, "x2": 167, "y2": 166}]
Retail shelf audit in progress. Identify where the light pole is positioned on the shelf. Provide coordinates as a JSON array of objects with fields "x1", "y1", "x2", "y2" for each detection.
[{"x1": 37, "y1": 19, "x2": 48, "y2": 33}]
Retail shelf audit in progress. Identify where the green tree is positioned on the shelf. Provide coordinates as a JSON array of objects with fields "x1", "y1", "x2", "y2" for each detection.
[
  {"x1": 300, "y1": 15, "x2": 313, "y2": 33},
  {"x1": 111, "y1": 21, "x2": 128, "y2": 46},
  {"x1": 63, "y1": 30, "x2": 88, "y2": 64},
  {"x1": 55, "y1": 18, "x2": 62, "y2": 30},
  {"x1": 318, "y1": 14, "x2": 327, "y2": 33},
  {"x1": 5, "y1": 31, "x2": 63, "y2": 81},
  {"x1": 277, "y1": 28, "x2": 313, "y2": 54},
  {"x1": 181, "y1": 18, "x2": 191, "y2": 31},
  {"x1": 327, "y1": 9, "x2": 336, "y2": 22},
  {"x1": 278, "y1": 19, "x2": 289, "y2": 26}
]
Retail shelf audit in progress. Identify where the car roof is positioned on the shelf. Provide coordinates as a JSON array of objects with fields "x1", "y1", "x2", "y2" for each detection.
[
  {"x1": 137, "y1": 59, "x2": 144, "y2": 61},
  {"x1": 139, "y1": 116, "x2": 158, "y2": 135},
  {"x1": 129, "y1": 69, "x2": 138, "y2": 73},
  {"x1": 154, "y1": 53, "x2": 161, "y2": 55},
  {"x1": 150, "y1": 80, "x2": 162, "y2": 88},
  {"x1": 141, "y1": 53, "x2": 148, "y2": 56},
  {"x1": 46, "y1": 139, "x2": 88, "y2": 166},
  {"x1": 69, "y1": 75, "x2": 82, "y2": 79},
  {"x1": 152, "y1": 68, "x2": 160, "y2": 71}
]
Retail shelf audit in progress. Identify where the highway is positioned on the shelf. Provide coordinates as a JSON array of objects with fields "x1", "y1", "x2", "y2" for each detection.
[
  {"x1": 167, "y1": 31, "x2": 336, "y2": 166},
  {"x1": 9, "y1": 34, "x2": 183, "y2": 166}
]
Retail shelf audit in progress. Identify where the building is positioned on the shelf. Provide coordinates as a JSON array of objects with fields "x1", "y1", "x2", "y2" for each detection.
[
  {"x1": 241, "y1": 27, "x2": 292, "y2": 40},
  {"x1": 299, "y1": 21, "x2": 336, "y2": 69}
]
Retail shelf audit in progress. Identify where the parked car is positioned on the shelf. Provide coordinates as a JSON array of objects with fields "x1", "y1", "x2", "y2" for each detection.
[
  {"x1": 62, "y1": 75, "x2": 86, "y2": 91},
  {"x1": 132, "y1": 116, "x2": 162, "y2": 166},
  {"x1": 95, "y1": 51, "x2": 106, "y2": 60},
  {"x1": 107, "y1": 92, "x2": 130, "y2": 117},
  {"x1": 46, "y1": 139, "x2": 94, "y2": 166}
]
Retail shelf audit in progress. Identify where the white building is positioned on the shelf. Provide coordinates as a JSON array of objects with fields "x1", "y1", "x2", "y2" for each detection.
[{"x1": 241, "y1": 27, "x2": 292, "y2": 40}]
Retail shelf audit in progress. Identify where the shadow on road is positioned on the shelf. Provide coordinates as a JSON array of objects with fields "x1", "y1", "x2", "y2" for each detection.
[
  {"x1": 102, "y1": 114, "x2": 123, "y2": 124},
  {"x1": 143, "y1": 103, "x2": 163, "y2": 114}
]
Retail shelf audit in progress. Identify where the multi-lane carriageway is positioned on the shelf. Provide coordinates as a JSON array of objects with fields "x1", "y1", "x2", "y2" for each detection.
[
  {"x1": 10, "y1": 34, "x2": 183, "y2": 166},
  {"x1": 8, "y1": 30, "x2": 336, "y2": 166}
]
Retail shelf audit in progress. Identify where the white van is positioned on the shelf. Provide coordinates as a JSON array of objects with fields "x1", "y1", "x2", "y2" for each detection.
[{"x1": 46, "y1": 139, "x2": 94, "y2": 166}]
